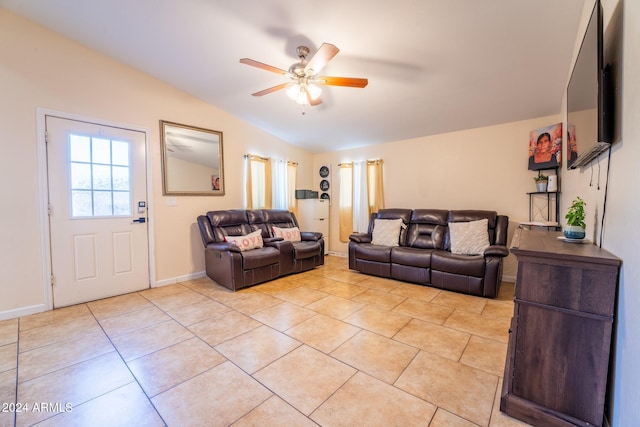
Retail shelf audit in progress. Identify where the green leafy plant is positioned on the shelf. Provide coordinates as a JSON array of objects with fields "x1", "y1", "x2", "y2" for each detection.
[
  {"x1": 565, "y1": 197, "x2": 586, "y2": 228},
  {"x1": 533, "y1": 171, "x2": 549, "y2": 182}
]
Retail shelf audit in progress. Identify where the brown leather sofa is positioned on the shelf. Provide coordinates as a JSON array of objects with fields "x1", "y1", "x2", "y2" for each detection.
[
  {"x1": 348, "y1": 209, "x2": 509, "y2": 298},
  {"x1": 197, "y1": 209, "x2": 324, "y2": 291}
]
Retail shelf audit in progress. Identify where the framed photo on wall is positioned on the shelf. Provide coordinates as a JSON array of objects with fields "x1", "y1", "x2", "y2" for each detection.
[
  {"x1": 528, "y1": 123, "x2": 562, "y2": 171},
  {"x1": 567, "y1": 124, "x2": 579, "y2": 168}
]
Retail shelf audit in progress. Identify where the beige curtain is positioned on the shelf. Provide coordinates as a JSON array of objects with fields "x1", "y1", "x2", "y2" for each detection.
[
  {"x1": 245, "y1": 155, "x2": 271, "y2": 209},
  {"x1": 367, "y1": 159, "x2": 385, "y2": 213},
  {"x1": 287, "y1": 161, "x2": 298, "y2": 215},
  {"x1": 338, "y1": 163, "x2": 353, "y2": 242},
  {"x1": 244, "y1": 155, "x2": 253, "y2": 209}
]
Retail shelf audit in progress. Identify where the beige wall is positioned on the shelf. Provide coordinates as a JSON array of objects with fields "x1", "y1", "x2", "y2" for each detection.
[
  {"x1": 313, "y1": 114, "x2": 562, "y2": 280},
  {"x1": 2, "y1": 1, "x2": 637, "y2": 422},
  {"x1": 565, "y1": 1, "x2": 639, "y2": 424},
  {"x1": 0, "y1": 9, "x2": 313, "y2": 317}
]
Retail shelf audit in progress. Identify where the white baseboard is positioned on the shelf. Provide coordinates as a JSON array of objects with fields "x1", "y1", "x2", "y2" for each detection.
[
  {"x1": 154, "y1": 271, "x2": 207, "y2": 287},
  {"x1": 0, "y1": 304, "x2": 47, "y2": 321}
]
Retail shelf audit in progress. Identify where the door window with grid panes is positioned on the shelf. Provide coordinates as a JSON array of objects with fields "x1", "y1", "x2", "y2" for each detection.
[{"x1": 69, "y1": 134, "x2": 132, "y2": 217}]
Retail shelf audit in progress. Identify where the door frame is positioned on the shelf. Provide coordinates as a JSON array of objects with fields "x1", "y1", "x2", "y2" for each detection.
[{"x1": 36, "y1": 108, "x2": 156, "y2": 310}]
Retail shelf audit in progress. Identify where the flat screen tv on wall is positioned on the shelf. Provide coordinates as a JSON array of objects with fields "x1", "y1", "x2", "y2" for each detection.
[{"x1": 566, "y1": 0, "x2": 613, "y2": 169}]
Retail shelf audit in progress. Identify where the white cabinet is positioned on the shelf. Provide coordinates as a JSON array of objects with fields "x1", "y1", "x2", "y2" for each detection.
[{"x1": 297, "y1": 199, "x2": 329, "y2": 254}]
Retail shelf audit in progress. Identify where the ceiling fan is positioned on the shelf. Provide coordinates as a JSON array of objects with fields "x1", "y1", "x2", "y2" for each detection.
[{"x1": 240, "y1": 43, "x2": 368, "y2": 108}]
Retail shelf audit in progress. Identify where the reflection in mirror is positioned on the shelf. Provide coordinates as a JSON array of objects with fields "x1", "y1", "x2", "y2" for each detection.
[{"x1": 160, "y1": 121, "x2": 224, "y2": 196}]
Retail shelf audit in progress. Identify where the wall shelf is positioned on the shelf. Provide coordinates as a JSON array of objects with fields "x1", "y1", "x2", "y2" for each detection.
[{"x1": 527, "y1": 190, "x2": 560, "y2": 230}]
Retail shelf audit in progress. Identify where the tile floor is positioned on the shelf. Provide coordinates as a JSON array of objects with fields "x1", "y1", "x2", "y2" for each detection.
[{"x1": 0, "y1": 256, "x2": 531, "y2": 427}]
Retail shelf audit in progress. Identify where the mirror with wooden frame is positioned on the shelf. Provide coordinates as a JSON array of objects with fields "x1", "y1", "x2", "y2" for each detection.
[{"x1": 160, "y1": 120, "x2": 224, "y2": 196}]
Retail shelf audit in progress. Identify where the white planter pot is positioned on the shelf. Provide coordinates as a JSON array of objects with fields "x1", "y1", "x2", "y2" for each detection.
[{"x1": 536, "y1": 181, "x2": 548, "y2": 192}]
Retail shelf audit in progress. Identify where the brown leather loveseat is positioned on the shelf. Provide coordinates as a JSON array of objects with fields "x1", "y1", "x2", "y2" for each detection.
[
  {"x1": 348, "y1": 209, "x2": 509, "y2": 298},
  {"x1": 197, "y1": 209, "x2": 324, "y2": 291}
]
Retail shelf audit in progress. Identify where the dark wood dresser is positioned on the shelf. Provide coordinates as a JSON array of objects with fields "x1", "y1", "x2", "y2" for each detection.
[{"x1": 501, "y1": 228, "x2": 621, "y2": 426}]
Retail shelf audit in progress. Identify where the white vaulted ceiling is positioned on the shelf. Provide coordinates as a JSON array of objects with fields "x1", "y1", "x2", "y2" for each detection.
[{"x1": 1, "y1": 0, "x2": 585, "y2": 152}]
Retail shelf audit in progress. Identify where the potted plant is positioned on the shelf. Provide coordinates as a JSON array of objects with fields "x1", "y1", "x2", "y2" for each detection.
[
  {"x1": 564, "y1": 197, "x2": 586, "y2": 239},
  {"x1": 534, "y1": 171, "x2": 549, "y2": 192}
]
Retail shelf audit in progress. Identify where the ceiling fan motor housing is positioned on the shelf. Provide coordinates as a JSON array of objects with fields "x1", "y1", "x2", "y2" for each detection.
[
  {"x1": 290, "y1": 46, "x2": 312, "y2": 77},
  {"x1": 289, "y1": 62, "x2": 308, "y2": 77}
]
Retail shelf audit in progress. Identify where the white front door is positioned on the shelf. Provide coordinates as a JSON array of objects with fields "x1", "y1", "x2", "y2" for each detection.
[{"x1": 46, "y1": 116, "x2": 150, "y2": 307}]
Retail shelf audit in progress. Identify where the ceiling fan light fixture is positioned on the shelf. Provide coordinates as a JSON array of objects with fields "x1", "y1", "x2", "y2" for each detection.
[
  {"x1": 286, "y1": 83, "x2": 301, "y2": 101},
  {"x1": 287, "y1": 83, "x2": 322, "y2": 105},
  {"x1": 307, "y1": 83, "x2": 322, "y2": 100},
  {"x1": 294, "y1": 87, "x2": 309, "y2": 105}
]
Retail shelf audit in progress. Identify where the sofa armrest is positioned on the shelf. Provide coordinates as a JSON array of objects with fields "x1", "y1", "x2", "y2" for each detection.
[
  {"x1": 264, "y1": 237, "x2": 284, "y2": 245},
  {"x1": 484, "y1": 245, "x2": 509, "y2": 257},
  {"x1": 349, "y1": 233, "x2": 372, "y2": 243},
  {"x1": 206, "y1": 242, "x2": 242, "y2": 253},
  {"x1": 300, "y1": 231, "x2": 322, "y2": 241}
]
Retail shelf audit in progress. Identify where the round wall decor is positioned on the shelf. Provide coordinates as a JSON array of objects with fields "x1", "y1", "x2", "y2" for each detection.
[
  {"x1": 319, "y1": 166, "x2": 330, "y2": 178},
  {"x1": 320, "y1": 179, "x2": 330, "y2": 191}
]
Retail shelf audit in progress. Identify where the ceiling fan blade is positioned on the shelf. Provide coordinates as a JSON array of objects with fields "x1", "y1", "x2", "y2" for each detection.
[
  {"x1": 240, "y1": 58, "x2": 288, "y2": 75},
  {"x1": 316, "y1": 76, "x2": 369, "y2": 88},
  {"x1": 304, "y1": 43, "x2": 339, "y2": 75},
  {"x1": 251, "y1": 83, "x2": 289, "y2": 96}
]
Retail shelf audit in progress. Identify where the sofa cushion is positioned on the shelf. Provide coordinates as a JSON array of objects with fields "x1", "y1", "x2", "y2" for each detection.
[
  {"x1": 449, "y1": 219, "x2": 490, "y2": 255},
  {"x1": 431, "y1": 251, "x2": 485, "y2": 277},
  {"x1": 272, "y1": 225, "x2": 302, "y2": 242},
  {"x1": 371, "y1": 218, "x2": 405, "y2": 247},
  {"x1": 354, "y1": 243, "x2": 393, "y2": 263},
  {"x1": 240, "y1": 246, "x2": 281, "y2": 269},
  {"x1": 225, "y1": 229, "x2": 263, "y2": 251},
  {"x1": 390, "y1": 246, "x2": 432, "y2": 268}
]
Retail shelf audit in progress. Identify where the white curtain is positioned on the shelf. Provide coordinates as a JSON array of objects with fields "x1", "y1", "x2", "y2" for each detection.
[
  {"x1": 352, "y1": 161, "x2": 370, "y2": 232},
  {"x1": 271, "y1": 157, "x2": 288, "y2": 210}
]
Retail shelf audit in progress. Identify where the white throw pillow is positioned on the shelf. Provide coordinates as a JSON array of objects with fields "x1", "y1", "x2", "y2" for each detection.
[
  {"x1": 449, "y1": 219, "x2": 490, "y2": 255},
  {"x1": 225, "y1": 229, "x2": 263, "y2": 251},
  {"x1": 272, "y1": 226, "x2": 302, "y2": 242},
  {"x1": 371, "y1": 218, "x2": 405, "y2": 247}
]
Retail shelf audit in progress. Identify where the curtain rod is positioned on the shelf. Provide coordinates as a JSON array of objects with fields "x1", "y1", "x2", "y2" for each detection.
[
  {"x1": 244, "y1": 154, "x2": 269, "y2": 161},
  {"x1": 338, "y1": 158, "x2": 382, "y2": 166}
]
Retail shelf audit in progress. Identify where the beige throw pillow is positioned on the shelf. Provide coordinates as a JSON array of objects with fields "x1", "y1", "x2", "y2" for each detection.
[
  {"x1": 371, "y1": 218, "x2": 405, "y2": 247},
  {"x1": 225, "y1": 229, "x2": 263, "y2": 251},
  {"x1": 272, "y1": 226, "x2": 302, "y2": 242},
  {"x1": 449, "y1": 219, "x2": 490, "y2": 255}
]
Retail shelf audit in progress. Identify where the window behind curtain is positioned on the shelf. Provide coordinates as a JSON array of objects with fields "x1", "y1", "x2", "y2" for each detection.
[
  {"x1": 271, "y1": 157, "x2": 288, "y2": 210},
  {"x1": 353, "y1": 161, "x2": 369, "y2": 233}
]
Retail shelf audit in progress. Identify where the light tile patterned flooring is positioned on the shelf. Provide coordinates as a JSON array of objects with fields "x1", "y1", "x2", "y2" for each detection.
[{"x1": 0, "y1": 256, "x2": 531, "y2": 427}]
